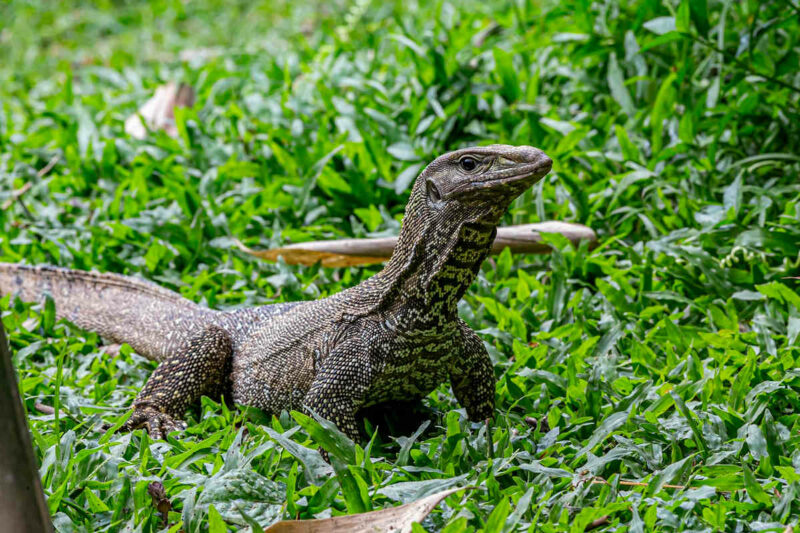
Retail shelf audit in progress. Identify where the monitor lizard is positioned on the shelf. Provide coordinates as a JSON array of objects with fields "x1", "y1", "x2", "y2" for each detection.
[{"x1": 0, "y1": 144, "x2": 552, "y2": 442}]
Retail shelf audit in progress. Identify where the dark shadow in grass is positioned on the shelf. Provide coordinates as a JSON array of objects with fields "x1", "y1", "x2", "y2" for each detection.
[{"x1": 358, "y1": 400, "x2": 441, "y2": 449}]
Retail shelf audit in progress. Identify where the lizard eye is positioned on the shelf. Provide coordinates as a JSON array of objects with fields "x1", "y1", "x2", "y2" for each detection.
[
  {"x1": 426, "y1": 180, "x2": 441, "y2": 202},
  {"x1": 460, "y1": 156, "x2": 478, "y2": 172}
]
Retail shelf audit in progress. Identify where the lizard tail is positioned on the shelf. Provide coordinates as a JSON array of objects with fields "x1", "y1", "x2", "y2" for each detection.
[{"x1": 0, "y1": 263, "x2": 216, "y2": 362}]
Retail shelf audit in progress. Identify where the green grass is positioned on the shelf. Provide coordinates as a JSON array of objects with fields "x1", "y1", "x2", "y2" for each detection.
[{"x1": 1, "y1": 0, "x2": 800, "y2": 530}]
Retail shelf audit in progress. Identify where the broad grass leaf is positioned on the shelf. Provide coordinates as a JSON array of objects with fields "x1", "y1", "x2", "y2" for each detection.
[
  {"x1": 569, "y1": 503, "x2": 630, "y2": 533},
  {"x1": 690, "y1": 0, "x2": 710, "y2": 35},
  {"x1": 788, "y1": 316, "x2": 800, "y2": 345},
  {"x1": 742, "y1": 464, "x2": 772, "y2": 506},
  {"x1": 593, "y1": 324, "x2": 625, "y2": 357},
  {"x1": 639, "y1": 31, "x2": 685, "y2": 52},
  {"x1": 518, "y1": 460, "x2": 572, "y2": 478},
  {"x1": 84, "y1": 489, "x2": 110, "y2": 513},
  {"x1": 387, "y1": 142, "x2": 419, "y2": 162},
  {"x1": 676, "y1": 0, "x2": 690, "y2": 33},
  {"x1": 694, "y1": 474, "x2": 743, "y2": 491},
  {"x1": 307, "y1": 476, "x2": 340, "y2": 516},
  {"x1": 670, "y1": 391, "x2": 709, "y2": 457},
  {"x1": 164, "y1": 430, "x2": 226, "y2": 468},
  {"x1": 504, "y1": 487, "x2": 534, "y2": 532},
  {"x1": 484, "y1": 497, "x2": 510, "y2": 533},
  {"x1": 440, "y1": 517, "x2": 469, "y2": 533},
  {"x1": 167, "y1": 466, "x2": 285, "y2": 529},
  {"x1": 643, "y1": 17, "x2": 676, "y2": 35},
  {"x1": 354, "y1": 205, "x2": 383, "y2": 232},
  {"x1": 378, "y1": 474, "x2": 469, "y2": 503},
  {"x1": 775, "y1": 466, "x2": 800, "y2": 484},
  {"x1": 292, "y1": 409, "x2": 357, "y2": 465},
  {"x1": 629, "y1": 504, "x2": 645, "y2": 533},
  {"x1": 756, "y1": 282, "x2": 800, "y2": 310},
  {"x1": 390, "y1": 33, "x2": 426, "y2": 57},
  {"x1": 539, "y1": 117, "x2": 576, "y2": 136},
  {"x1": 208, "y1": 505, "x2": 227, "y2": 533},
  {"x1": 650, "y1": 72, "x2": 677, "y2": 152},
  {"x1": 396, "y1": 420, "x2": 430, "y2": 467},
  {"x1": 394, "y1": 163, "x2": 424, "y2": 194},
  {"x1": 744, "y1": 423, "x2": 768, "y2": 461},
  {"x1": 492, "y1": 47, "x2": 520, "y2": 103},
  {"x1": 577, "y1": 411, "x2": 629, "y2": 457},
  {"x1": 265, "y1": 427, "x2": 333, "y2": 485},
  {"x1": 237, "y1": 505, "x2": 266, "y2": 533},
  {"x1": 614, "y1": 125, "x2": 641, "y2": 162},
  {"x1": 736, "y1": 229, "x2": 799, "y2": 257},
  {"x1": 317, "y1": 169, "x2": 352, "y2": 195},
  {"x1": 722, "y1": 174, "x2": 742, "y2": 217},
  {"x1": 607, "y1": 53, "x2": 634, "y2": 116},
  {"x1": 42, "y1": 293, "x2": 56, "y2": 333},
  {"x1": 646, "y1": 454, "x2": 694, "y2": 497},
  {"x1": 331, "y1": 458, "x2": 370, "y2": 514}
]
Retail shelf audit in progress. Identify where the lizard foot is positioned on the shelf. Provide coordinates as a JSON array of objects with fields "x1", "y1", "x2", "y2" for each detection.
[{"x1": 120, "y1": 407, "x2": 187, "y2": 440}]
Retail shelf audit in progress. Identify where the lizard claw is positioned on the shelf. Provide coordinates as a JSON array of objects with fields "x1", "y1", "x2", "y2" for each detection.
[{"x1": 119, "y1": 407, "x2": 187, "y2": 440}]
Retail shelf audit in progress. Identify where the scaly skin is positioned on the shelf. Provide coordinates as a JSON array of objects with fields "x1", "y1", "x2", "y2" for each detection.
[{"x1": 0, "y1": 145, "x2": 552, "y2": 440}]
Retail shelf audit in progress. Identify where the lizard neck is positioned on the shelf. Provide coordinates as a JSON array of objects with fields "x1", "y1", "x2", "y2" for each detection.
[
  {"x1": 367, "y1": 220, "x2": 496, "y2": 328},
  {"x1": 345, "y1": 167, "x2": 505, "y2": 325}
]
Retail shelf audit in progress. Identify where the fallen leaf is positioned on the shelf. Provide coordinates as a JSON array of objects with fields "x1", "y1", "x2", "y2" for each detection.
[
  {"x1": 264, "y1": 486, "x2": 471, "y2": 533},
  {"x1": 240, "y1": 222, "x2": 597, "y2": 267},
  {"x1": 124, "y1": 82, "x2": 195, "y2": 139}
]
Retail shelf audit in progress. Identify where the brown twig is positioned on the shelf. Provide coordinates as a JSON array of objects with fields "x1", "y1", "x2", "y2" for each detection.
[
  {"x1": 2, "y1": 155, "x2": 60, "y2": 211},
  {"x1": 33, "y1": 402, "x2": 87, "y2": 427},
  {"x1": 1, "y1": 183, "x2": 32, "y2": 211},
  {"x1": 37, "y1": 155, "x2": 60, "y2": 178}
]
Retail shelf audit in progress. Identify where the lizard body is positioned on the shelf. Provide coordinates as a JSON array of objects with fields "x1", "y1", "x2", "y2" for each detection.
[{"x1": 0, "y1": 145, "x2": 552, "y2": 440}]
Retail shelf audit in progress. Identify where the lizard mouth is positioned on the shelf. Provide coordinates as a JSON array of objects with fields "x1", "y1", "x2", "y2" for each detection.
[{"x1": 483, "y1": 157, "x2": 553, "y2": 186}]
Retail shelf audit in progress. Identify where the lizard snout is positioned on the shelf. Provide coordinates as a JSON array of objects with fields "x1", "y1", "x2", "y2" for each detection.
[{"x1": 496, "y1": 146, "x2": 552, "y2": 172}]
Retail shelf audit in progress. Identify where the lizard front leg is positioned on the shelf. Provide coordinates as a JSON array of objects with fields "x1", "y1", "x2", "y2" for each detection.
[
  {"x1": 120, "y1": 325, "x2": 233, "y2": 439},
  {"x1": 302, "y1": 342, "x2": 372, "y2": 443},
  {"x1": 450, "y1": 322, "x2": 495, "y2": 422}
]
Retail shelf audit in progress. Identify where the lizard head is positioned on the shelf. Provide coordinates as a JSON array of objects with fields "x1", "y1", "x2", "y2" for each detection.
[
  {"x1": 418, "y1": 144, "x2": 552, "y2": 224},
  {"x1": 382, "y1": 145, "x2": 552, "y2": 307}
]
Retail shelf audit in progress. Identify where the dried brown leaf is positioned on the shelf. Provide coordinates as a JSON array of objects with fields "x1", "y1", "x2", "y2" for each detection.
[
  {"x1": 124, "y1": 82, "x2": 195, "y2": 139},
  {"x1": 148, "y1": 481, "x2": 173, "y2": 528},
  {"x1": 264, "y1": 487, "x2": 470, "y2": 533},
  {"x1": 241, "y1": 222, "x2": 597, "y2": 267}
]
